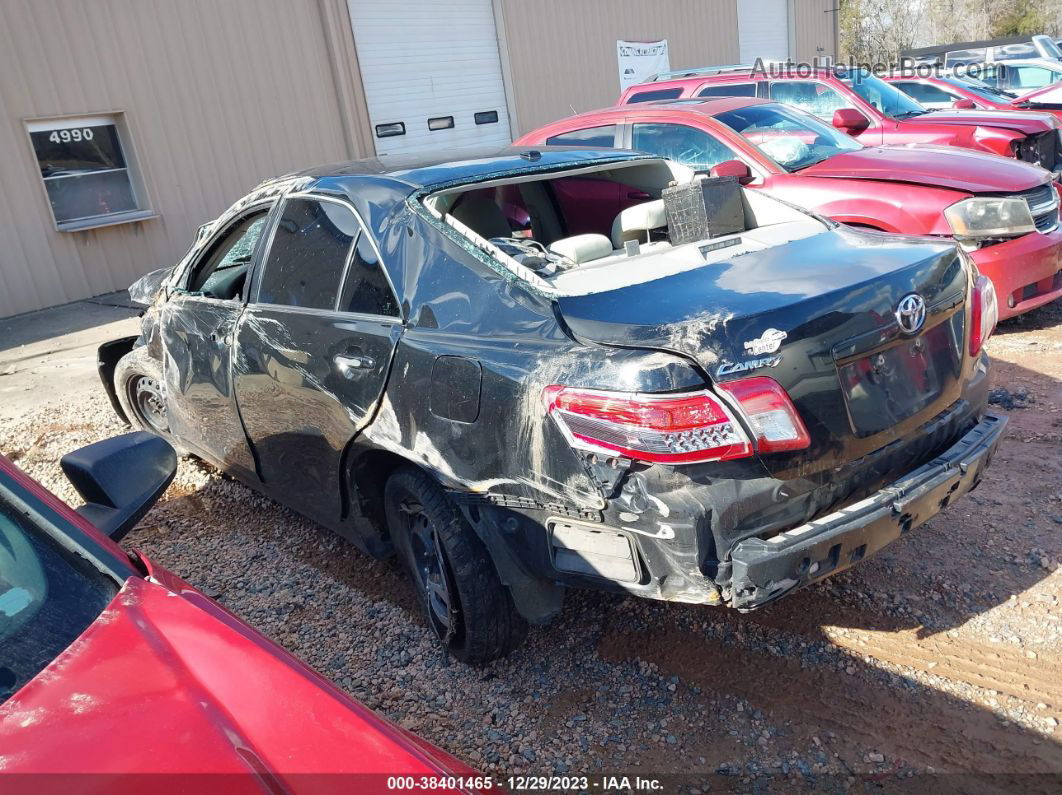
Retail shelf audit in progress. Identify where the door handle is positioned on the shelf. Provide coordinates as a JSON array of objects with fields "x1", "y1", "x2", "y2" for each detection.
[
  {"x1": 334, "y1": 354, "x2": 375, "y2": 378},
  {"x1": 627, "y1": 190, "x2": 652, "y2": 200}
]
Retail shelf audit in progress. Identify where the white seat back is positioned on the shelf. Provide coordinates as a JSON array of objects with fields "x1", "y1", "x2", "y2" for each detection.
[{"x1": 610, "y1": 200, "x2": 667, "y2": 248}]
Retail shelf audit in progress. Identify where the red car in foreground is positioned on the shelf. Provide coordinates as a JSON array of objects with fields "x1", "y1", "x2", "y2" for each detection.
[
  {"x1": 517, "y1": 98, "x2": 1062, "y2": 319},
  {"x1": 0, "y1": 433, "x2": 482, "y2": 793},
  {"x1": 618, "y1": 66, "x2": 1062, "y2": 174}
]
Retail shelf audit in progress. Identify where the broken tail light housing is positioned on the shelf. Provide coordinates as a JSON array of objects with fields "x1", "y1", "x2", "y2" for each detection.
[
  {"x1": 716, "y1": 376, "x2": 811, "y2": 453},
  {"x1": 969, "y1": 273, "x2": 999, "y2": 356},
  {"x1": 543, "y1": 386, "x2": 753, "y2": 464}
]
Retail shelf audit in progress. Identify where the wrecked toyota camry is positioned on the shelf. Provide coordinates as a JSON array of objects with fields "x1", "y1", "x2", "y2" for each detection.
[{"x1": 99, "y1": 148, "x2": 1007, "y2": 663}]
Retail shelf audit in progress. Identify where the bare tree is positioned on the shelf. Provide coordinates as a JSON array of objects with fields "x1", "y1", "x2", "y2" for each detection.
[{"x1": 840, "y1": 0, "x2": 925, "y2": 64}]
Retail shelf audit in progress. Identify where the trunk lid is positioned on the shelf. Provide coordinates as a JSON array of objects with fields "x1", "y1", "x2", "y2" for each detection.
[{"x1": 555, "y1": 226, "x2": 969, "y2": 477}]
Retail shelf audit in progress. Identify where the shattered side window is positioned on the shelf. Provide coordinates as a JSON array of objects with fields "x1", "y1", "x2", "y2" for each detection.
[
  {"x1": 187, "y1": 210, "x2": 270, "y2": 299},
  {"x1": 631, "y1": 123, "x2": 736, "y2": 171},
  {"x1": 257, "y1": 198, "x2": 358, "y2": 310},
  {"x1": 338, "y1": 233, "x2": 399, "y2": 317},
  {"x1": 769, "y1": 81, "x2": 852, "y2": 120}
]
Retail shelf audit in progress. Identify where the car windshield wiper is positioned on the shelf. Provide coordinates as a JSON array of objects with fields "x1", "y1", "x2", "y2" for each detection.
[{"x1": 892, "y1": 109, "x2": 928, "y2": 119}]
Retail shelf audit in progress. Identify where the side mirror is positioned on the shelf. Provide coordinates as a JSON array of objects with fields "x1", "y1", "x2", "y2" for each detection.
[
  {"x1": 832, "y1": 108, "x2": 870, "y2": 134},
  {"x1": 60, "y1": 432, "x2": 177, "y2": 542},
  {"x1": 952, "y1": 98, "x2": 977, "y2": 109},
  {"x1": 709, "y1": 159, "x2": 754, "y2": 184}
]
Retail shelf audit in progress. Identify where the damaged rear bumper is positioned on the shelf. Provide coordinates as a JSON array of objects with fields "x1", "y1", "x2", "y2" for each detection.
[{"x1": 728, "y1": 410, "x2": 1008, "y2": 610}]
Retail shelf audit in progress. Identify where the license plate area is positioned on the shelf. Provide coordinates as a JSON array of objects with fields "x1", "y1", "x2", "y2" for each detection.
[{"x1": 838, "y1": 316, "x2": 962, "y2": 437}]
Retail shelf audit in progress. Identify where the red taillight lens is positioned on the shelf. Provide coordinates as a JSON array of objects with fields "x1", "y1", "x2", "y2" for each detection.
[
  {"x1": 969, "y1": 274, "x2": 998, "y2": 356},
  {"x1": 543, "y1": 386, "x2": 753, "y2": 464},
  {"x1": 717, "y1": 376, "x2": 811, "y2": 453}
]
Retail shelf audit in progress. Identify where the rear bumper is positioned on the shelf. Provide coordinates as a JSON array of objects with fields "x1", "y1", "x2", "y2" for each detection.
[
  {"x1": 970, "y1": 226, "x2": 1062, "y2": 320},
  {"x1": 728, "y1": 410, "x2": 1007, "y2": 610}
]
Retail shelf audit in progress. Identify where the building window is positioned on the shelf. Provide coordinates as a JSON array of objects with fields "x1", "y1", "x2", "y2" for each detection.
[{"x1": 26, "y1": 114, "x2": 152, "y2": 231}]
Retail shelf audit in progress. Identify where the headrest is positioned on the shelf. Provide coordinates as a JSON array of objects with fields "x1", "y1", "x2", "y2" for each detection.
[
  {"x1": 548, "y1": 234, "x2": 613, "y2": 264},
  {"x1": 611, "y1": 200, "x2": 667, "y2": 248}
]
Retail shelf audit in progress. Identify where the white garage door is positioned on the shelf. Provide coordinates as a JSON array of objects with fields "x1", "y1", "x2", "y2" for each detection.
[
  {"x1": 347, "y1": 0, "x2": 513, "y2": 157},
  {"x1": 738, "y1": 0, "x2": 790, "y2": 64}
]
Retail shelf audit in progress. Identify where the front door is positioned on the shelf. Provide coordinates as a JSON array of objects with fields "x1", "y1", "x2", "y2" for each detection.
[
  {"x1": 233, "y1": 194, "x2": 402, "y2": 524},
  {"x1": 162, "y1": 205, "x2": 272, "y2": 478}
]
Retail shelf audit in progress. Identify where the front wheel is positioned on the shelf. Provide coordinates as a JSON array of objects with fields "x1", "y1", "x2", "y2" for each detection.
[
  {"x1": 114, "y1": 347, "x2": 169, "y2": 435},
  {"x1": 384, "y1": 466, "x2": 528, "y2": 664}
]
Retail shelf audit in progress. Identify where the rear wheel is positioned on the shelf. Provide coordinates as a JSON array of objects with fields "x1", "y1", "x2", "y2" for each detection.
[
  {"x1": 114, "y1": 347, "x2": 169, "y2": 435},
  {"x1": 384, "y1": 466, "x2": 528, "y2": 663}
]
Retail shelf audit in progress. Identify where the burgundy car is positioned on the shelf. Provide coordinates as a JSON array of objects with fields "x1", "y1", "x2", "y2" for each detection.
[
  {"x1": 885, "y1": 72, "x2": 1062, "y2": 121},
  {"x1": 517, "y1": 97, "x2": 1062, "y2": 319},
  {"x1": 0, "y1": 433, "x2": 483, "y2": 792},
  {"x1": 619, "y1": 66, "x2": 1062, "y2": 174}
]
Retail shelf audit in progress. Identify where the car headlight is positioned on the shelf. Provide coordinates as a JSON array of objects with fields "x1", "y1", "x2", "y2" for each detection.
[{"x1": 944, "y1": 197, "x2": 1035, "y2": 238}]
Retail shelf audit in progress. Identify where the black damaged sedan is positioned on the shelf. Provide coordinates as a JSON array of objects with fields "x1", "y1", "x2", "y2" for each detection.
[{"x1": 101, "y1": 148, "x2": 1006, "y2": 662}]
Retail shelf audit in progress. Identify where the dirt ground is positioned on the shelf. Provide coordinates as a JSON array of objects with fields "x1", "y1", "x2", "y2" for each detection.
[{"x1": 2, "y1": 299, "x2": 1060, "y2": 793}]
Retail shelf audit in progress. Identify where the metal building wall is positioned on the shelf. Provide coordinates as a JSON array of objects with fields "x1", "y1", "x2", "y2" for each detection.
[
  {"x1": 495, "y1": 0, "x2": 839, "y2": 136},
  {"x1": 0, "y1": 0, "x2": 371, "y2": 318},
  {"x1": 791, "y1": 0, "x2": 840, "y2": 62}
]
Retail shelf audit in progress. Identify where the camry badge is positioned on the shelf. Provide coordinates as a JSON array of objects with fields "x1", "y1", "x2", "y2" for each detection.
[
  {"x1": 743, "y1": 328, "x2": 788, "y2": 355},
  {"x1": 895, "y1": 293, "x2": 926, "y2": 335}
]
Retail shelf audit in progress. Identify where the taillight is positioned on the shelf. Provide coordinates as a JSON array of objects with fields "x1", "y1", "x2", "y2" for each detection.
[
  {"x1": 717, "y1": 376, "x2": 811, "y2": 453},
  {"x1": 969, "y1": 274, "x2": 998, "y2": 356},
  {"x1": 542, "y1": 386, "x2": 752, "y2": 464},
  {"x1": 543, "y1": 376, "x2": 810, "y2": 466}
]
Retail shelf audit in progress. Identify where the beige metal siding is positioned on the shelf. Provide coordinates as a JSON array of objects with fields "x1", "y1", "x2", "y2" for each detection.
[
  {"x1": 496, "y1": 0, "x2": 741, "y2": 136},
  {"x1": 0, "y1": 0, "x2": 365, "y2": 318},
  {"x1": 792, "y1": 0, "x2": 838, "y2": 62}
]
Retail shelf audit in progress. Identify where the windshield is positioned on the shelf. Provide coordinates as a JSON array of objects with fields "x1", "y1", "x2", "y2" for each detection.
[
  {"x1": 840, "y1": 69, "x2": 926, "y2": 118},
  {"x1": 945, "y1": 75, "x2": 1017, "y2": 101},
  {"x1": 714, "y1": 103, "x2": 863, "y2": 172},
  {"x1": 1035, "y1": 35, "x2": 1062, "y2": 59},
  {"x1": 0, "y1": 482, "x2": 118, "y2": 705}
]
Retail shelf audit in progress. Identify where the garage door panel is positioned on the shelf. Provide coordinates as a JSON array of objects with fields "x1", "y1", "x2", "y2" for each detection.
[
  {"x1": 348, "y1": 0, "x2": 512, "y2": 156},
  {"x1": 738, "y1": 0, "x2": 789, "y2": 64}
]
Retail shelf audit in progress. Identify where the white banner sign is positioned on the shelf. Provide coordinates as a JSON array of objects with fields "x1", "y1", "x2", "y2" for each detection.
[{"x1": 617, "y1": 39, "x2": 670, "y2": 92}]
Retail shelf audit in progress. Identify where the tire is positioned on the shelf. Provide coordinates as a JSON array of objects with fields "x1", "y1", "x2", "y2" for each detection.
[
  {"x1": 114, "y1": 346, "x2": 170, "y2": 436},
  {"x1": 384, "y1": 466, "x2": 528, "y2": 664}
]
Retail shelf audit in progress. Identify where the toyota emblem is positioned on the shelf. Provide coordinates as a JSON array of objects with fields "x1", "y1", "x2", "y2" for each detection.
[{"x1": 895, "y1": 293, "x2": 927, "y2": 335}]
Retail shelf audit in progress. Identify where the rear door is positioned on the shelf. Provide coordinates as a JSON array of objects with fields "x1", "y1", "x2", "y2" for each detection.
[
  {"x1": 233, "y1": 194, "x2": 402, "y2": 524},
  {"x1": 162, "y1": 204, "x2": 272, "y2": 478}
]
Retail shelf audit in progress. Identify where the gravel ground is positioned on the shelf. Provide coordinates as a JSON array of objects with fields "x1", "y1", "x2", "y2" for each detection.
[{"x1": 2, "y1": 300, "x2": 1061, "y2": 792}]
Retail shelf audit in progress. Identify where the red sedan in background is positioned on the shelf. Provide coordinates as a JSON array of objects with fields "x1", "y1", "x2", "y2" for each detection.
[
  {"x1": 0, "y1": 433, "x2": 483, "y2": 793},
  {"x1": 885, "y1": 73, "x2": 1062, "y2": 123},
  {"x1": 517, "y1": 97, "x2": 1062, "y2": 319},
  {"x1": 618, "y1": 67, "x2": 1062, "y2": 173}
]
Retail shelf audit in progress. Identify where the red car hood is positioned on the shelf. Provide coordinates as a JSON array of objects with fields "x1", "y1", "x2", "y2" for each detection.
[
  {"x1": 903, "y1": 108, "x2": 1057, "y2": 134},
  {"x1": 0, "y1": 577, "x2": 474, "y2": 790},
  {"x1": 798, "y1": 145, "x2": 1050, "y2": 193}
]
